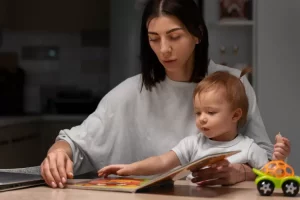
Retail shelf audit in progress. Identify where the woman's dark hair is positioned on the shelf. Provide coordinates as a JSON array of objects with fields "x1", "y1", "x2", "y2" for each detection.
[{"x1": 140, "y1": 0, "x2": 209, "y2": 91}]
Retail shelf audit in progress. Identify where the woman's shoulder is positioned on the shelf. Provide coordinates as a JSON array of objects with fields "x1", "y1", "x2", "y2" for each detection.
[
  {"x1": 208, "y1": 60, "x2": 252, "y2": 91},
  {"x1": 110, "y1": 74, "x2": 142, "y2": 94},
  {"x1": 101, "y1": 74, "x2": 142, "y2": 105},
  {"x1": 208, "y1": 60, "x2": 241, "y2": 77}
]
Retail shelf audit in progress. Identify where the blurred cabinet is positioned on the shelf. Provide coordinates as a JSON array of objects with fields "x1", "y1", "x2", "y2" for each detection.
[
  {"x1": 39, "y1": 121, "x2": 81, "y2": 159},
  {"x1": 0, "y1": 119, "x2": 83, "y2": 168},
  {"x1": 2, "y1": 0, "x2": 109, "y2": 31},
  {"x1": 0, "y1": 0, "x2": 6, "y2": 26},
  {"x1": 0, "y1": 122, "x2": 41, "y2": 168}
]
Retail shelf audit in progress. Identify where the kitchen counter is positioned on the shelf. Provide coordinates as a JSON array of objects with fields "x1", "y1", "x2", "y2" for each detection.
[{"x1": 0, "y1": 115, "x2": 88, "y2": 127}]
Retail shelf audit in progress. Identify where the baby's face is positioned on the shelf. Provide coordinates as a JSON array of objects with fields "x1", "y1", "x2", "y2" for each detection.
[{"x1": 193, "y1": 88, "x2": 237, "y2": 141}]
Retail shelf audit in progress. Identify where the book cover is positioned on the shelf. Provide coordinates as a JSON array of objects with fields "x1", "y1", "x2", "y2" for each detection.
[{"x1": 66, "y1": 150, "x2": 240, "y2": 193}]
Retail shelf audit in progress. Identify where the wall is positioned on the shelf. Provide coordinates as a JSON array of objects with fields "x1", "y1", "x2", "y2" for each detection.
[
  {"x1": 204, "y1": 0, "x2": 253, "y2": 68},
  {"x1": 0, "y1": 32, "x2": 109, "y2": 113},
  {"x1": 109, "y1": 0, "x2": 142, "y2": 89},
  {"x1": 256, "y1": 0, "x2": 300, "y2": 170}
]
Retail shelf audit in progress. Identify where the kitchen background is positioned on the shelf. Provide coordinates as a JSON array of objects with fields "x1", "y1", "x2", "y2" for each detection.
[{"x1": 0, "y1": 0, "x2": 299, "y2": 172}]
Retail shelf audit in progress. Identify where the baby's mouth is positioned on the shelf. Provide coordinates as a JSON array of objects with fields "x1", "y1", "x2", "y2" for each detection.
[{"x1": 202, "y1": 127, "x2": 210, "y2": 131}]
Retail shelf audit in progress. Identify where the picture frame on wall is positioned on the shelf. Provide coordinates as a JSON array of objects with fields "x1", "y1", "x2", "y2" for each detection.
[{"x1": 219, "y1": 0, "x2": 252, "y2": 21}]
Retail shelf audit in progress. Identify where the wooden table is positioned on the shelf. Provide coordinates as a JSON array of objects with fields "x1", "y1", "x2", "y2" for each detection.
[{"x1": 0, "y1": 180, "x2": 298, "y2": 200}]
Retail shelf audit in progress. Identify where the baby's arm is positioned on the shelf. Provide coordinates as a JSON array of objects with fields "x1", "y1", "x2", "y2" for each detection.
[{"x1": 98, "y1": 151, "x2": 181, "y2": 177}]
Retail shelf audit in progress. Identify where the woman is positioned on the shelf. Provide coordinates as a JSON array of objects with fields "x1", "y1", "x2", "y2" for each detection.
[{"x1": 41, "y1": 0, "x2": 277, "y2": 188}]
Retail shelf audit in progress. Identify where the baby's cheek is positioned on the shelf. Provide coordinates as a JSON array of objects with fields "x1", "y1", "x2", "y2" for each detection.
[{"x1": 195, "y1": 122, "x2": 200, "y2": 130}]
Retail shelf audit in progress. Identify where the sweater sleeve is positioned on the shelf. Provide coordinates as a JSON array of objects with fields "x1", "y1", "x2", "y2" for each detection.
[
  {"x1": 247, "y1": 141, "x2": 269, "y2": 169},
  {"x1": 56, "y1": 92, "x2": 110, "y2": 175},
  {"x1": 240, "y1": 76, "x2": 273, "y2": 160}
]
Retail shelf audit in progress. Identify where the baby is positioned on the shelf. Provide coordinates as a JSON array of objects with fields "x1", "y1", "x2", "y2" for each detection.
[{"x1": 98, "y1": 69, "x2": 290, "y2": 180}]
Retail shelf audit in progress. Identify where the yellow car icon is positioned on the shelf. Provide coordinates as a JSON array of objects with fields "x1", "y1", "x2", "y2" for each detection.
[{"x1": 253, "y1": 160, "x2": 300, "y2": 197}]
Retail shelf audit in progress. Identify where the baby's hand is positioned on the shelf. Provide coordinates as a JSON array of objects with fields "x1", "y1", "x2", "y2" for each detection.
[
  {"x1": 98, "y1": 164, "x2": 135, "y2": 177},
  {"x1": 272, "y1": 133, "x2": 291, "y2": 161}
]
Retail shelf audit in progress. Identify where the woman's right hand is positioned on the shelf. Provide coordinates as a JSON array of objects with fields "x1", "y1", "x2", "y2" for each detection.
[{"x1": 40, "y1": 149, "x2": 74, "y2": 188}]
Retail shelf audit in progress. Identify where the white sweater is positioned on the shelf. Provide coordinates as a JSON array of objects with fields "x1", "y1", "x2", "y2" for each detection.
[{"x1": 56, "y1": 60, "x2": 273, "y2": 175}]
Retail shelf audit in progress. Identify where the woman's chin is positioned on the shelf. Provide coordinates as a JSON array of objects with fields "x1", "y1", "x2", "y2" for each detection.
[{"x1": 163, "y1": 65, "x2": 183, "y2": 74}]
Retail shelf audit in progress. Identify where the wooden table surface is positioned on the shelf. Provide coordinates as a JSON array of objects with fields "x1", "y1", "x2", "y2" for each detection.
[{"x1": 0, "y1": 180, "x2": 298, "y2": 200}]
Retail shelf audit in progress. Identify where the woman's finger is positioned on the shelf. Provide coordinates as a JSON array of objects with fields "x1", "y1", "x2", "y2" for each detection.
[
  {"x1": 56, "y1": 153, "x2": 67, "y2": 185},
  {"x1": 197, "y1": 177, "x2": 230, "y2": 186},
  {"x1": 190, "y1": 159, "x2": 229, "y2": 173},
  {"x1": 65, "y1": 159, "x2": 74, "y2": 179},
  {"x1": 42, "y1": 159, "x2": 57, "y2": 188},
  {"x1": 48, "y1": 154, "x2": 62, "y2": 187},
  {"x1": 191, "y1": 170, "x2": 228, "y2": 183},
  {"x1": 191, "y1": 167, "x2": 216, "y2": 179},
  {"x1": 213, "y1": 159, "x2": 230, "y2": 167},
  {"x1": 40, "y1": 161, "x2": 52, "y2": 187},
  {"x1": 192, "y1": 160, "x2": 230, "y2": 178}
]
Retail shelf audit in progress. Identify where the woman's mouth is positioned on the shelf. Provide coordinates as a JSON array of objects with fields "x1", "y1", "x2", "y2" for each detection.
[{"x1": 162, "y1": 59, "x2": 176, "y2": 64}]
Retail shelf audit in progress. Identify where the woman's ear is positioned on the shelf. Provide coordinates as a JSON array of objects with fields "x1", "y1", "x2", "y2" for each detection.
[
  {"x1": 232, "y1": 108, "x2": 242, "y2": 123},
  {"x1": 196, "y1": 36, "x2": 201, "y2": 44},
  {"x1": 193, "y1": 36, "x2": 200, "y2": 44}
]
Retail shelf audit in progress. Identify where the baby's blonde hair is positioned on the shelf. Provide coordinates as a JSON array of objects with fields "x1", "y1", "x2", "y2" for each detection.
[{"x1": 193, "y1": 68, "x2": 251, "y2": 128}]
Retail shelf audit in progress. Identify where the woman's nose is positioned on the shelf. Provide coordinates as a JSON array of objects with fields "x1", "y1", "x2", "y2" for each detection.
[{"x1": 160, "y1": 40, "x2": 171, "y2": 55}]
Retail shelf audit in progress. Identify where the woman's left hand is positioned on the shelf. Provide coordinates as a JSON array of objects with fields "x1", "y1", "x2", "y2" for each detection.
[{"x1": 190, "y1": 159, "x2": 247, "y2": 186}]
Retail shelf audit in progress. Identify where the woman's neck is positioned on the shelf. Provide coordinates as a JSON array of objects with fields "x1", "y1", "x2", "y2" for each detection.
[{"x1": 166, "y1": 70, "x2": 192, "y2": 82}]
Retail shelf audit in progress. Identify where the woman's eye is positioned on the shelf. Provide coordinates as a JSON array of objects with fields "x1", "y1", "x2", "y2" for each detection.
[
  {"x1": 149, "y1": 37, "x2": 159, "y2": 42},
  {"x1": 170, "y1": 36, "x2": 180, "y2": 40}
]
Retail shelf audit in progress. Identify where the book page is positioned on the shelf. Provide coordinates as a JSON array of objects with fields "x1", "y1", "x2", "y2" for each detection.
[{"x1": 67, "y1": 177, "x2": 150, "y2": 192}]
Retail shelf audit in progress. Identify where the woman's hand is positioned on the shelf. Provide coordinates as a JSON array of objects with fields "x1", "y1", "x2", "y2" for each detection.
[
  {"x1": 272, "y1": 134, "x2": 291, "y2": 161},
  {"x1": 40, "y1": 149, "x2": 73, "y2": 189},
  {"x1": 98, "y1": 164, "x2": 135, "y2": 177},
  {"x1": 190, "y1": 159, "x2": 251, "y2": 186}
]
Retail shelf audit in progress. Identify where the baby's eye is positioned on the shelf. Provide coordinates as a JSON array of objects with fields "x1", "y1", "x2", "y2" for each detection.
[
  {"x1": 208, "y1": 111, "x2": 216, "y2": 115},
  {"x1": 195, "y1": 112, "x2": 201, "y2": 116}
]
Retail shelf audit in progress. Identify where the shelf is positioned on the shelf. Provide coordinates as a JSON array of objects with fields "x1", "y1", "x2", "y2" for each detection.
[{"x1": 218, "y1": 19, "x2": 254, "y2": 26}]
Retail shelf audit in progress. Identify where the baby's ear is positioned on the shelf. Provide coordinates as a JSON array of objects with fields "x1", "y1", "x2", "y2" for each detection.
[{"x1": 232, "y1": 108, "x2": 242, "y2": 123}]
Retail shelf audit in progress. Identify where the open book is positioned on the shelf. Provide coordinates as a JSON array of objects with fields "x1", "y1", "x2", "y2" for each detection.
[{"x1": 66, "y1": 150, "x2": 240, "y2": 193}]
